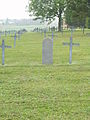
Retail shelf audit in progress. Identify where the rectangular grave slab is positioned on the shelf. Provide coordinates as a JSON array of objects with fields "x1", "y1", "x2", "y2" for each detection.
[{"x1": 42, "y1": 38, "x2": 53, "y2": 64}]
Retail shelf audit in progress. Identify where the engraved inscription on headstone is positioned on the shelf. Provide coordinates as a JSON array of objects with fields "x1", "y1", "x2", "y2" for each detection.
[{"x1": 42, "y1": 38, "x2": 53, "y2": 64}]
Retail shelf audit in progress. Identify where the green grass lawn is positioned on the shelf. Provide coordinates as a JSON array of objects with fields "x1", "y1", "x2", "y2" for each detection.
[{"x1": 0, "y1": 30, "x2": 90, "y2": 120}]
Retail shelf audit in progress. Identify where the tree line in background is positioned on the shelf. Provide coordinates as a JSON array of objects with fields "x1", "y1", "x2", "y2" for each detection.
[
  {"x1": 28, "y1": 0, "x2": 90, "y2": 31},
  {"x1": 65, "y1": 0, "x2": 90, "y2": 29}
]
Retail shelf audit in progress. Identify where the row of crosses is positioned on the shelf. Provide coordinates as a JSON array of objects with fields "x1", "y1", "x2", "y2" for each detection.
[
  {"x1": 0, "y1": 32, "x2": 21, "y2": 65},
  {"x1": 0, "y1": 29, "x2": 80, "y2": 65}
]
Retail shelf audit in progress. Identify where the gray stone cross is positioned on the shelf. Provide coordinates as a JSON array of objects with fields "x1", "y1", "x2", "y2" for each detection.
[
  {"x1": 63, "y1": 36, "x2": 80, "y2": 64},
  {"x1": 0, "y1": 40, "x2": 11, "y2": 65},
  {"x1": 0, "y1": 33, "x2": 1, "y2": 39},
  {"x1": 48, "y1": 32, "x2": 58, "y2": 42},
  {"x1": 44, "y1": 29, "x2": 46, "y2": 38},
  {"x1": 14, "y1": 32, "x2": 17, "y2": 48},
  {"x1": 18, "y1": 32, "x2": 21, "y2": 40}
]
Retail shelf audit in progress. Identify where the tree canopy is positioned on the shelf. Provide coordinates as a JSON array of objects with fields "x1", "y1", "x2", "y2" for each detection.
[
  {"x1": 28, "y1": 0, "x2": 66, "y2": 31},
  {"x1": 65, "y1": 0, "x2": 88, "y2": 27},
  {"x1": 28, "y1": 0, "x2": 89, "y2": 31}
]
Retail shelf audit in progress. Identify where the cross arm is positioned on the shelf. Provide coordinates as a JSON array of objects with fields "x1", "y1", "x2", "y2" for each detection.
[
  {"x1": 5, "y1": 46, "x2": 12, "y2": 48},
  {"x1": 48, "y1": 34, "x2": 58, "y2": 37},
  {"x1": 63, "y1": 42, "x2": 69, "y2": 46},
  {"x1": 72, "y1": 43, "x2": 80, "y2": 46},
  {"x1": 63, "y1": 42, "x2": 80, "y2": 46}
]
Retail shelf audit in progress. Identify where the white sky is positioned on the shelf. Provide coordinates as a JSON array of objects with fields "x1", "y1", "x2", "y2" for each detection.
[{"x1": 0, "y1": 0, "x2": 30, "y2": 19}]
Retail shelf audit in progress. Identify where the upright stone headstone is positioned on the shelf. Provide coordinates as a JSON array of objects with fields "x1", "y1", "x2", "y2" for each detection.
[{"x1": 42, "y1": 38, "x2": 53, "y2": 64}]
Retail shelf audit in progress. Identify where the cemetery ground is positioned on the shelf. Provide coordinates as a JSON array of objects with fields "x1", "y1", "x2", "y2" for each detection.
[{"x1": 0, "y1": 30, "x2": 90, "y2": 120}]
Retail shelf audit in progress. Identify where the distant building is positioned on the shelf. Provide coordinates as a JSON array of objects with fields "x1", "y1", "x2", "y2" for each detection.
[{"x1": 62, "y1": 18, "x2": 68, "y2": 29}]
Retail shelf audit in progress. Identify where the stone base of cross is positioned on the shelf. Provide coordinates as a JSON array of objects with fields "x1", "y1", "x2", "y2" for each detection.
[
  {"x1": 63, "y1": 36, "x2": 80, "y2": 64},
  {"x1": 0, "y1": 40, "x2": 11, "y2": 65}
]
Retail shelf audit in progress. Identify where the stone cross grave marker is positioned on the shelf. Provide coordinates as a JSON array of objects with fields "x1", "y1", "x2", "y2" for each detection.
[
  {"x1": 44, "y1": 29, "x2": 46, "y2": 38},
  {"x1": 48, "y1": 32, "x2": 54, "y2": 42},
  {"x1": 48, "y1": 32, "x2": 58, "y2": 42},
  {"x1": 5, "y1": 31, "x2": 7, "y2": 37},
  {"x1": 14, "y1": 32, "x2": 17, "y2": 48},
  {"x1": 63, "y1": 36, "x2": 80, "y2": 64},
  {"x1": 9, "y1": 31, "x2": 10, "y2": 36},
  {"x1": 17, "y1": 32, "x2": 21, "y2": 40},
  {"x1": 0, "y1": 33, "x2": 1, "y2": 39},
  {"x1": 42, "y1": 38, "x2": 53, "y2": 64},
  {"x1": 2, "y1": 31, "x2": 4, "y2": 35},
  {"x1": 0, "y1": 40, "x2": 11, "y2": 65}
]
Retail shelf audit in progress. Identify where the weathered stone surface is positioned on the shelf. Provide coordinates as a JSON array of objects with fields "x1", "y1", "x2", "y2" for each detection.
[{"x1": 42, "y1": 38, "x2": 53, "y2": 64}]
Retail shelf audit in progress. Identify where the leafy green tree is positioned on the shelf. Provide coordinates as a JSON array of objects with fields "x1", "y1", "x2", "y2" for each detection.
[
  {"x1": 28, "y1": 0, "x2": 89, "y2": 31},
  {"x1": 87, "y1": 0, "x2": 90, "y2": 28},
  {"x1": 88, "y1": 18, "x2": 90, "y2": 29},
  {"x1": 88, "y1": 0, "x2": 90, "y2": 15},
  {"x1": 65, "y1": 0, "x2": 88, "y2": 28},
  {"x1": 28, "y1": 0, "x2": 66, "y2": 32}
]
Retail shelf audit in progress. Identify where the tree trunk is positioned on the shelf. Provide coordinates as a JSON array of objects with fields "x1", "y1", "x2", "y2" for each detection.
[
  {"x1": 82, "y1": 26, "x2": 85, "y2": 34},
  {"x1": 58, "y1": 10, "x2": 62, "y2": 32}
]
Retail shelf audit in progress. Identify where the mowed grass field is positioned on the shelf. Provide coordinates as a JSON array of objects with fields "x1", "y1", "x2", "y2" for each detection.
[{"x1": 0, "y1": 30, "x2": 90, "y2": 120}]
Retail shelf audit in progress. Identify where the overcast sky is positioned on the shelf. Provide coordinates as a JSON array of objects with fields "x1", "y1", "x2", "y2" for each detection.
[{"x1": 0, "y1": 0, "x2": 29, "y2": 19}]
